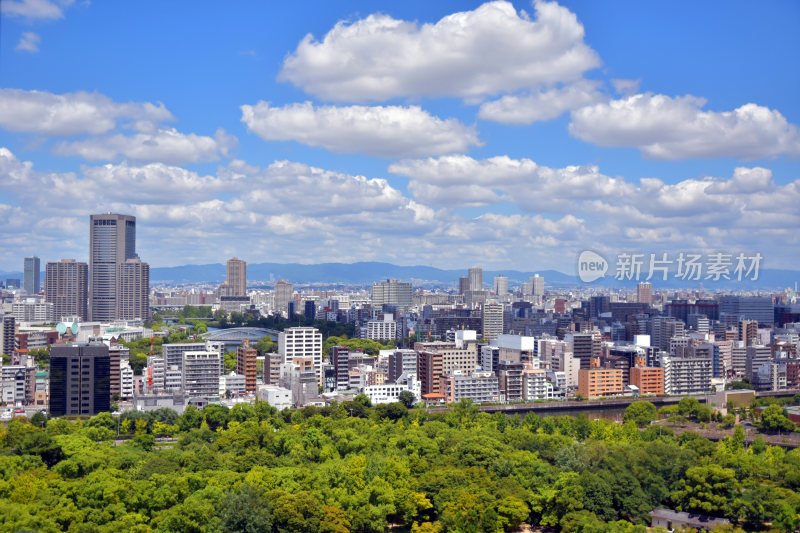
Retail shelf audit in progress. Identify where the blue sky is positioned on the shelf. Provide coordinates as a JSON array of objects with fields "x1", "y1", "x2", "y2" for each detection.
[{"x1": 0, "y1": 0, "x2": 798, "y2": 274}]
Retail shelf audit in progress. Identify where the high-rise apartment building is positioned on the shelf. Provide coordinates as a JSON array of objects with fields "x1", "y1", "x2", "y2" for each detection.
[
  {"x1": 637, "y1": 282, "x2": 652, "y2": 305},
  {"x1": 45, "y1": 259, "x2": 89, "y2": 321},
  {"x1": 481, "y1": 301, "x2": 504, "y2": 340},
  {"x1": 237, "y1": 339, "x2": 257, "y2": 393},
  {"x1": 23, "y1": 256, "x2": 40, "y2": 294},
  {"x1": 279, "y1": 327, "x2": 323, "y2": 384},
  {"x1": 49, "y1": 342, "x2": 111, "y2": 417},
  {"x1": 89, "y1": 213, "x2": 136, "y2": 321},
  {"x1": 274, "y1": 280, "x2": 293, "y2": 317},
  {"x1": 1, "y1": 316, "x2": 15, "y2": 357},
  {"x1": 330, "y1": 346, "x2": 350, "y2": 391},
  {"x1": 116, "y1": 258, "x2": 150, "y2": 320},
  {"x1": 372, "y1": 278, "x2": 413, "y2": 308},
  {"x1": 183, "y1": 351, "x2": 221, "y2": 398},
  {"x1": 468, "y1": 267, "x2": 483, "y2": 291},
  {"x1": 226, "y1": 257, "x2": 247, "y2": 297}
]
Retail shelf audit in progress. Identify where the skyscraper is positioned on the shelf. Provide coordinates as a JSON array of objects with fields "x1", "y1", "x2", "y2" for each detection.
[
  {"x1": 493, "y1": 275, "x2": 508, "y2": 296},
  {"x1": 226, "y1": 257, "x2": 247, "y2": 296},
  {"x1": 23, "y1": 256, "x2": 40, "y2": 294},
  {"x1": 468, "y1": 267, "x2": 483, "y2": 291},
  {"x1": 531, "y1": 274, "x2": 544, "y2": 303},
  {"x1": 274, "y1": 280, "x2": 294, "y2": 317},
  {"x1": 49, "y1": 342, "x2": 111, "y2": 417},
  {"x1": 482, "y1": 300, "x2": 504, "y2": 340},
  {"x1": 45, "y1": 259, "x2": 89, "y2": 321},
  {"x1": 89, "y1": 213, "x2": 136, "y2": 321},
  {"x1": 117, "y1": 258, "x2": 150, "y2": 320}
]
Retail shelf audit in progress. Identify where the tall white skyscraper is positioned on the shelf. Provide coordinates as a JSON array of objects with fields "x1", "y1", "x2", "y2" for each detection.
[
  {"x1": 468, "y1": 266, "x2": 483, "y2": 291},
  {"x1": 23, "y1": 256, "x2": 40, "y2": 294},
  {"x1": 274, "y1": 280, "x2": 294, "y2": 317},
  {"x1": 89, "y1": 213, "x2": 137, "y2": 321},
  {"x1": 493, "y1": 275, "x2": 508, "y2": 296}
]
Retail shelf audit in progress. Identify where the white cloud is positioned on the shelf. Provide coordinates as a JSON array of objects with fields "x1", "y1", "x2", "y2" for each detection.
[
  {"x1": 569, "y1": 93, "x2": 800, "y2": 160},
  {"x1": 16, "y1": 31, "x2": 40, "y2": 52},
  {"x1": 1, "y1": 0, "x2": 72, "y2": 20},
  {"x1": 478, "y1": 80, "x2": 603, "y2": 124},
  {"x1": 53, "y1": 127, "x2": 237, "y2": 164},
  {"x1": 2, "y1": 146, "x2": 798, "y2": 272},
  {"x1": 611, "y1": 78, "x2": 640, "y2": 96},
  {"x1": 279, "y1": 0, "x2": 600, "y2": 102},
  {"x1": 389, "y1": 153, "x2": 800, "y2": 261},
  {"x1": 241, "y1": 101, "x2": 480, "y2": 157},
  {"x1": 0, "y1": 88, "x2": 173, "y2": 136}
]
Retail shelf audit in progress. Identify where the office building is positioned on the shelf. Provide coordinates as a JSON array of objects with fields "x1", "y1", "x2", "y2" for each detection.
[
  {"x1": 531, "y1": 274, "x2": 544, "y2": 303},
  {"x1": 468, "y1": 267, "x2": 483, "y2": 291},
  {"x1": 279, "y1": 327, "x2": 323, "y2": 384},
  {"x1": 49, "y1": 342, "x2": 111, "y2": 417},
  {"x1": 636, "y1": 282, "x2": 652, "y2": 305},
  {"x1": 225, "y1": 257, "x2": 247, "y2": 297},
  {"x1": 493, "y1": 275, "x2": 508, "y2": 297},
  {"x1": 45, "y1": 259, "x2": 89, "y2": 321},
  {"x1": 458, "y1": 276, "x2": 469, "y2": 295},
  {"x1": 23, "y1": 256, "x2": 40, "y2": 294},
  {"x1": 304, "y1": 300, "x2": 316, "y2": 320},
  {"x1": 719, "y1": 295, "x2": 774, "y2": 325},
  {"x1": 568, "y1": 331, "x2": 601, "y2": 369},
  {"x1": 116, "y1": 258, "x2": 150, "y2": 320},
  {"x1": 274, "y1": 280, "x2": 293, "y2": 317},
  {"x1": 371, "y1": 279, "x2": 413, "y2": 308},
  {"x1": 237, "y1": 339, "x2": 257, "y2": 393},
  {"x1": 89, "y1": 213, "x2": 136, "y2": 321}
]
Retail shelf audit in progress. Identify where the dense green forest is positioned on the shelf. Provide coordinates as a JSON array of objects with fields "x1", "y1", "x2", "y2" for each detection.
[{"x1": 1, "y1": 400, "x2": 799, "y2": 532}]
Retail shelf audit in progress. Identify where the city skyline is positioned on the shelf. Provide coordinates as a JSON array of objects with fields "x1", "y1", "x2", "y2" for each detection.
[{"x1": 0, "y1": 1, "x2": 798, "y2": 273}]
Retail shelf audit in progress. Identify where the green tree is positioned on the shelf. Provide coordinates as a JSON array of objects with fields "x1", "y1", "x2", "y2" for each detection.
[
  {"x1": 623, "y1": 401, "x2": 657, "y2": 428},
  {"x1": 671, "y1": 465, "x2": 738, "y2": 516},
  {"x1": 398, "y1": 390, "x2": 416, "y2": 408},
  {"x1": 220, "y1": 483, "x2": 272, "y2": 533},
  {"x1": 758, "y1": 404, "x2": 795, "y2": 433}
]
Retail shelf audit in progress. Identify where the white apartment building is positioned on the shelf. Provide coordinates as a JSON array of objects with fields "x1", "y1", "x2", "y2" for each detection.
[
  {"x1": 365, "y1": 314, "x2": 397, "y2": 341},
  {"x1": 279, "y1": 327, "x2": 323, "y2": 384},
  {"x1": 363, "y1": 374, "x2": 420, "y2": 405},
  {"x1": 183, "y1": 351, "x2": 221, "y2": 399}
]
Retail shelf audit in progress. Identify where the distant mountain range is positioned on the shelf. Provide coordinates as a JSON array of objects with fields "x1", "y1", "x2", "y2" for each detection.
[{"x1": 2, "y1": 261, "x2": 798, "y2": 290}]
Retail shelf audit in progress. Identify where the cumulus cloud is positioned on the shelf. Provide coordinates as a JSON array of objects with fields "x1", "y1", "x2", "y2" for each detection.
[
  {"x1": 241, "y1": 101, "x2": 480, "y2": 157},
  {"x1": 389, "y1": 153, "x2": 800, "y2": 259},
  {"x1": 16, "y1": 31, "x2": 40, "y2": 52},
  {"x1": 0, "y1": 88, "x2": 173, "y2": 136},
  {"x1": 53, "y1": 128, "x2": 237, "y2": 164},
  {"x1": 2, "y1": 146, "x2": 797, "y2": 271},
  {"x1": 478, "y1": 80, "x2": 603, "y2": 124},
  {"x1": 279, "y1": 0, "x2": 600, "y2": 102},
  {"x1": 1, "y1": 0, "x2": 72, "y2": 20},
  {"x1": 569, "y1": 93, "x2": 800, "y2": 160}
]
